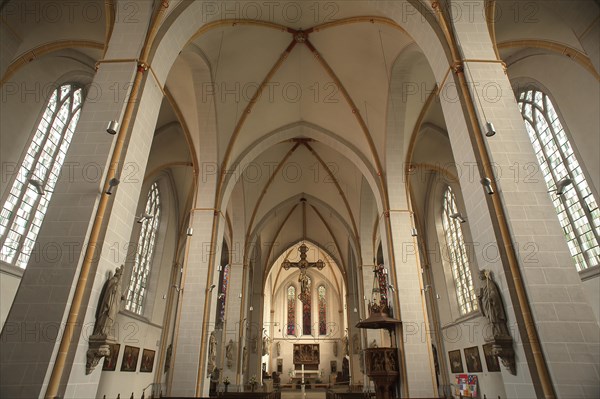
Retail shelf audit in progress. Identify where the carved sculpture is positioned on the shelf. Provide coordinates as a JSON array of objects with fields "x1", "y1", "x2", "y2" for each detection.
[
  {"x1": 477, "y1": 269, "x2": 516, "y2": 375},
  {"x1": 262, "y1": 335, "x2": 270, "y2": 356},
  {"x1": 478, "y1": 270, "x2": 509, "y2": 338},
  {"x1": 207, "y1": 331, "x2": 217, "y2": 377},
  {"x1": 251, "y1": 336, "x2": 258, "y2": 353},
  {"x1": 333, "y1": 340, "x2": 338, "y2": 357},
  {"x1": 342, "y1": 357, "x2": 350, "y2": 383},
  {"x1": 342, "y1": 334, "x2": 349, "y2": 357},
  {"x1": 352, "y1": 333, "x2": 359, "y2": 354},
  {"x1": 276, "y1": 341, "x2": 281, "y2": 357},
  {"x1": 226, "y1": 339, "x2": 235, "y2": 369},
  {"x1": 359, "y1": 350, "x2": 365, "y2": 373},
  {"x1": 210, "y1": 366, "x2": 220, "y2": 382},
  {"x1": 299, "y1": 272, "x2": 310, "y2": 299},
  {"x1": 356, "y1": 263, "x2": 402, "y2": 399},
  {"x1": 86, "y1": 265, "x2": 125, "y2": 374},
  {"x1": 164, "y1": 344, "x2": 173, "y2": 373},
  {"x1": 293, "y1": 344, "x2": 319, "y2": 364},
  {"x1": 364, "y1": 348, "x2": 399, "y2": 399},
  {"x1": 93, "y1": 265, "x2": 124, "y2": 338}
]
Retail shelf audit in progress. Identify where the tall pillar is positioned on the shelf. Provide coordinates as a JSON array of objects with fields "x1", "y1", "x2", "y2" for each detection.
[
  {"x1": 223, "y1": 189, "x2": 245, "y2": 382},
  {"x1": 386, "y1": 210, "x2": 436, "y2": 398},
  {"x1": 169, "y1": 204, "x2": 224, "y2": 397},
  {"x1": 64, "y1": 65, "x2": 164, "y2": 399}
]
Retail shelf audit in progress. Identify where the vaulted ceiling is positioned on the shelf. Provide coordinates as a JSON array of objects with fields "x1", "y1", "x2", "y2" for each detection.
[{"x1": 166, "y1": 15, "x2": 419, "y2": 277}]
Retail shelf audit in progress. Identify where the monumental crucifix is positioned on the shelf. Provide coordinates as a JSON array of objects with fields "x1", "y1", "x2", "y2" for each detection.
[{"x1": 282, "y1": 243, "x2": 324, "y2": 303}]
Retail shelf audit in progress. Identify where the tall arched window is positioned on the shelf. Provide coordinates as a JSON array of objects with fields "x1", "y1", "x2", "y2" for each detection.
[
  {"x1": 0, "y1": 84, "x2": 83, "y2": 268},
  {"x1": 125, "y1": 182, "x2": 161, "y2": 314},
  {"x1": 318, "y1": 285, "x2": 327, "y2": 335},
  {"x1": 302, "y1": 275, "x2": 312, "y2": 335},
  {"x1": 442, "y1": 186, "x2": 477, "y2": 315},
  {"x1": 287, "y1": 286, "x2": 296, "y2": 336},
  {"x1": 216, "y1": 264, "x2": 230, "y2": 329},
  {"x1": 518, "y1": 89, "x2": 600, "y2": 270}
]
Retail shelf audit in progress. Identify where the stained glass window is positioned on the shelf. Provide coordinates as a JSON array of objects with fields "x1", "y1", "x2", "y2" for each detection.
[
  {"x1": 125, "y1": 182, "x2": 161, "y2": 314},
  {"x1": 217, "y1": 264, "x2": 230, "y2": 328},
  {"x1": 287, "y1": 286, "x2": 296, "y2": 336},
  {"x1": 318, "y1": 285, "x2": 327, "y2": 335},
  {"x1": 518, "y1": 89, "x2": 600, "y2": 270},
  {"x1": 302, "y1": 275, "x2": 312, "y2": 335},
  {"x1": 442, "y1": 186, "x2": 477, "y2": 315},
  {"x1": 376, "y1": 264, "x2": 389, "y2": 309},
  {"x1": 0, "y1": 84, "x2": 83, "y2": 268}
]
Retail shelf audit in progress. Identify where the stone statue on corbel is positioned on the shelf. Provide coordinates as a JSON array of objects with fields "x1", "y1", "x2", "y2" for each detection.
[
  {"x1": 352, "y1": 333, "x2": 359, "y2": 355},
  {"x1": 342, "y1": 333, "x2": 349, "y2": 357},
  {"x1": 207, "y1": 331, "x2": 217, "y2": 377},
  {"x1": 86, "y1": 265, "x2": 125, "y2": 374},
  {"x1": 243, "y1": 346, "x2": 248, "y2": 370},
  {"x1": 262, "y1": 334, "x2": 270, "y2": 356},
  {"x1": 251, "y1": 335, "x2": 258, "y2": 354},
  {"x1": 477, "y1": 269, "x2": 516, "y2": 375},
  {"x1": 226, "y1": 339, "x2": 235, "y2": 369}
]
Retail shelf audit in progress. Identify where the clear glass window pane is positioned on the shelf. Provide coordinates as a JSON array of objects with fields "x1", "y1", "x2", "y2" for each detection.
[
  {"x1": 0, "y1": 84, "x2": 83, "y2": 267},
  {"x1": 441, "y1": 186, "x2": 478, "y2": 315},
  {"x1": 518, "y1": 89, "x2": 600, "y2": 271},
  {"x1": 125, "y1": 182, "x2": 161, "y2": 315}
]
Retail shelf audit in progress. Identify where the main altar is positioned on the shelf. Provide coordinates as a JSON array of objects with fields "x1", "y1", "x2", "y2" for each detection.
[{"x1": 290, "y1": 344, "x2": 324, "y2": 389}]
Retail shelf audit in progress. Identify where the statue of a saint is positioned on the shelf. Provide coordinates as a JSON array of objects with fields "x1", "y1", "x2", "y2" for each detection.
[
  {"x1": 276, "y1": 341, "x2": 281, "y2": 357},
  {"x1": 251, "y1": 336, "x2": 258, "y2": 353},
  {"x1": 262, "y1": 335, "x2": 270, "y2": 356},
  {"x1": 93, "y1": 265, "x2": 124, "y2": 338},
  {"x1": 342, "y1": 334, "x2": 349, "y2": 357},
  {"x1": 207, "y1": 331, "x2": 217, "y2": 376},
  {"x1": 164, "y1": 344, "x2": 173, "y2": 373},
  {"x1": 298, "y1": 271, "x2": 310, "y2": 298},
  {"x1": 210, "y1": 366, "x2": 220, "y2": 382},
  {"x1": 352, "y1": 333, "x2": 359, "y2": 354},
  {"x1": 477, "y1": 270, "x2": 510, "y2": 338},
  {"x1": 226, "y1": 339, "x2": 234, "y2": 369},
  {"x1": 359, "y1": 349, "x2": 365, "y2": 373}
]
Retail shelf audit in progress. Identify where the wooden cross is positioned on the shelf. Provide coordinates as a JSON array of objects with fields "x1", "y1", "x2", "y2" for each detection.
[{"x1": 282, "y1": 243, "x2": 324, "y2": 303}]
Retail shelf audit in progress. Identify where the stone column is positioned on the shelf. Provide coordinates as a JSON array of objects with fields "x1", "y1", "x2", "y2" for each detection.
[
  {"x1": 64, "y1": 65, "x2": 164, "y2": 399},
  {"x1": 169, "y1": 204, "x2": 224, "y2": 397},
  {"x1": 386, "y1": 210, "x2": 436, "y2": 398},
  {"x1": 223, "y1": 191, "x2": 245, "y2": 381}
]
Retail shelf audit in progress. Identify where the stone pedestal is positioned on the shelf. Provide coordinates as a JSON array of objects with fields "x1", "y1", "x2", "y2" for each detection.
[
  {"x1": 86, "y1": 335, "x2": 115, "y2": 375},
  {"x1": 489, "y1": 336, "x2": 516, "y2": 376}
]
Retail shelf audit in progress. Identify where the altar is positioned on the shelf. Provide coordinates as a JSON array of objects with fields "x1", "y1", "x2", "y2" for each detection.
[
  {"x1": 290, "y1": 369, "x2": 320, "y2": 386},
  {"x1": 291, "y1": 344, "x2": 323, "y2": 390}
]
